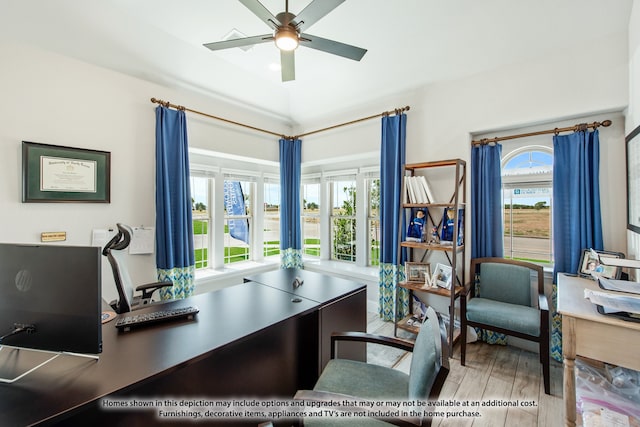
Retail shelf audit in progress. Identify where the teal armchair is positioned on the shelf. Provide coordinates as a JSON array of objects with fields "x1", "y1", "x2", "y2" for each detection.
[
  {"x1": 294, "y1": 306, "x2": 449, "y2": 426},
  {"x1": 461, "y1": 257, "x2": 550, "y2": 394}
]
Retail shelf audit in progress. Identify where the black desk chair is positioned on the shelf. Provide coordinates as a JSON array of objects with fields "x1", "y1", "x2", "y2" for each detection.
[
  {"x1": 294, "y1": 306, "x2": 449, "y2": 426},
  {"x1": 102, "y1": 223, "x2": 173, "y2": 314}
]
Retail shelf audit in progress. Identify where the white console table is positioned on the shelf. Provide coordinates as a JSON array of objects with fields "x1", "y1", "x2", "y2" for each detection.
[{"x1": 557, "y1": 273, "x2": 640, "y2": 426}]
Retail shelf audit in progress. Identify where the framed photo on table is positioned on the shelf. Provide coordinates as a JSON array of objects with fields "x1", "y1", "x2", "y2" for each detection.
[
  {"x1": 578, "y1": 249, "x2": 625, "y2": 280},
  {"x1": 405, "y1": 262, "x2": 431, "y2": 284},
  {"x1": 22, "y1": 141, "x2": 111, "y2": 203}
]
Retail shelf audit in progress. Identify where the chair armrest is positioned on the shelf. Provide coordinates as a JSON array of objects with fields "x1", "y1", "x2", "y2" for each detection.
[
  {"x1": 294, "y1": 390, "x2": 422, "y2": 427},
  {"x1": 538, "y1": 292, "x2": 549, "y2": 312},
  {"x1": 136, "y1": 281, "x2": 173, "y2": 299},
  {"x1": 462, "y1": 281, "x2": 472, "y2": 296},
  {"x1": 330, "y1": 332, "x2": 414, "y2": 358}
]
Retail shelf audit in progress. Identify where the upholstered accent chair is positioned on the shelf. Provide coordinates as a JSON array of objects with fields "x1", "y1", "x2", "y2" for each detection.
[
  {"x1": 294, "y1": 306, "x2": 449, "y2": 426},
  {"x1": 461, "y1": 257, "x2": 550, "y2": 394}
]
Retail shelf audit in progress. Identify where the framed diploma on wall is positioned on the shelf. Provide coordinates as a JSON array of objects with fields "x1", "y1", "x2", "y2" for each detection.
[{"x1": 22, "y1": 141, "x2": 111, "y2": 203}]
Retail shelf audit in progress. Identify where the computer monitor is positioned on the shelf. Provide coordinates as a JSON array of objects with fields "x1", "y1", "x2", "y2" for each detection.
[{"x1": 0, "y1": 243, "x2": 102, "y2": 354}]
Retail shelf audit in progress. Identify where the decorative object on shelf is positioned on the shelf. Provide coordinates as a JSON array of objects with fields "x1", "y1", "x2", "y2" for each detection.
[
  {"x1": 22, "y1": 141, "x2": 111, "y2": 203},
  {"x1": 405, "y1": 262, "x2": 431, "y2": 284},
  {"x1": 578, "y1": 248, "x2": 625, "y2": 280},
  {"x1": 440, "y1": 207, "x2": 464, "y2": 245},
  {"x1": 429, "y1": 226, "x2": 440, "y2": 244},
  {"x1": 433, "y1": 263, "x2": 453, "y2": 290},
  {"x1": 406, "y1": 208, "x2": 427, "y2": 242},
  {"x1": 407, "y1": 295, "x2": 427, "y2": 325}
]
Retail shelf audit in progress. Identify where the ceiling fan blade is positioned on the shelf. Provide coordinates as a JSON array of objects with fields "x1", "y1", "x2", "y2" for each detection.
[
  {"x1": 299, "y1": 33, "x2": 367, "y2": 61},
  {"x1": 238, "y1": 0, "x2": 281, "y2": 30},
  {"x1": 294, "y1": 0, "x2": 345, "y2": 32},
  {"x1": 203, "y1": 34, "x2": 273, "y2": 51},
  {"x1": 281, "y1": 50, "x2": 295, "y2": 82}
]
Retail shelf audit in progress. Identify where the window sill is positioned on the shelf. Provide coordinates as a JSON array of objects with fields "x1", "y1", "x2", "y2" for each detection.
[
  {"x1": 194, "y1": 258, "x2": 280, "y2": 294},
  {"x1": 302, "y1": 259, "x2": 379, "y2": 284}
]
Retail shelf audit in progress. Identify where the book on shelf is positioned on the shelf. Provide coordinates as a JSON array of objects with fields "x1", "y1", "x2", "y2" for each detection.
[
  {"x1": 418, "y1": 175, "x2": 435, "y2": 203},
  {"x1": 404, "y1": 177, "x2": 417, "y2": 203},
  {"x1": 404, "y1": 176, "x2": 434, "y2": 204}
]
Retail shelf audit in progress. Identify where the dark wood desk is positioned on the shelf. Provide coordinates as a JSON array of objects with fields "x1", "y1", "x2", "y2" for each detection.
[
  {"x1": 0, "y1": 279, "x2": 354, "y2": 426},
  {"x1": 245, "y1": 268, "x2": 367, "y2": 374}
]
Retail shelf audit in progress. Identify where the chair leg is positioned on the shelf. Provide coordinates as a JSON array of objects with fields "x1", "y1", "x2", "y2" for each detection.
[
  {"x1": 541, "y1": 340, "x2": 550, "y2": 394},
  {"x1": 460, "y1": 323, "x2": 467, "y2": 366},
  {"x1": 541, "y1": 315, "x2": 550, "y2": 395},
  {"x1": 460, "y1": 297, "x2": 467, "y2": 366}
]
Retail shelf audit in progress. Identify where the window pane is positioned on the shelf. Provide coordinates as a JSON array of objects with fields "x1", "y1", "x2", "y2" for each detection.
[
  {"x1": 302, "y1": 183, "x2": 320, "y2": 257},
  {"x1": 224, "y1": 180, "x2": 252, "y2": 264},
  {"x1": 368, "y1": 178, "x2": 380, "y2": 266},
  {"x1": 502, "y1": 161, "x2": 553, "y2": 265},
  {"x1": 331, "y1": 180, "x2": 356, "y2": 262},
  {"x1": 332, "y1": 181, "x2": 356, "y2": 215},
  {"x1": 191, "y1": 176, "x2": 210, "y2": 269},
  {"x1": 332, "y1": 217, "x2": 356, "y2": 262},
  {"x1": 264, "y1": 182, "x2": 280, "y2": 257}
]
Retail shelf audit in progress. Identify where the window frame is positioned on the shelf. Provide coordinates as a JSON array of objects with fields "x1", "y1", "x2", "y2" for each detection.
[{"x1": 501, "y1": 146, "x2": 554, "y2": 266}]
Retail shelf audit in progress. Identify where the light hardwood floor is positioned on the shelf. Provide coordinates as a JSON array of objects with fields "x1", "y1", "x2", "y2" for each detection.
[{"x1": 366, "y1": 312, "x2": 564, "y2": 427}]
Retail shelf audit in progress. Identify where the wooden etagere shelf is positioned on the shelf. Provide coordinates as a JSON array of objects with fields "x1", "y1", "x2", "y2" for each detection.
[
  {"x1": 400, "y1": 241, "x2": 465, "y2": 252},
  {"x1": 394, "y1": 158, "x2": 466, "y2": 357}
]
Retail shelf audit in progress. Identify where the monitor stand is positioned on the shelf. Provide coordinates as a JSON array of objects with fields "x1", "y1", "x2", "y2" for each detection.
[{"x1": 0, "y1": 345, "x2": 99, "y2": 384}]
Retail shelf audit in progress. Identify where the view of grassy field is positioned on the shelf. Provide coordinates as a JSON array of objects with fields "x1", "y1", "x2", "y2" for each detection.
[{"x1": 504, "y1": 207, "x2": 550, "y2": 237}]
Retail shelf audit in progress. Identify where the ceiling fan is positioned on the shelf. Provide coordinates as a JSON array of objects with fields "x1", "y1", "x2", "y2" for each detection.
[{"x1": 203, "y1": 0, "x2": 367, "y2": 82}]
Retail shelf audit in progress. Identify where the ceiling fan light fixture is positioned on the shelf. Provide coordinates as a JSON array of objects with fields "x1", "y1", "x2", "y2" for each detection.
[{"x1": 274, "y1": 26, "x2": 299, "y2": 51}]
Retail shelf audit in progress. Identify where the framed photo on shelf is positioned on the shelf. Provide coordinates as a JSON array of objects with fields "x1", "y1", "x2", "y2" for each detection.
[
  {"x1": 405, "y1": 262, "x2": 431, "y2": 284},
  {"x1": 433, "y1": 263, "x2": 453, "y2": 290},
  {"x1": 577, "y1": 249, "x2": 625, "y2": 280},
  {"x1": 626, "y1": 124, "x2": 640, "y2": 234},
  {"x1": 22, "y1": 141, "x2": 111, "y2": 203}
]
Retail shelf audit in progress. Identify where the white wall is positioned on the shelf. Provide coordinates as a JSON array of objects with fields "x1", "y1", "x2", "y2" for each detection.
[{"x1": 0, "y1": 40, "x2": 287, "y2": 304}]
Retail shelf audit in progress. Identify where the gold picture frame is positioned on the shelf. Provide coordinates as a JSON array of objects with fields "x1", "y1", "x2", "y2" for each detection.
[{"x1": 405, "y1": 262, "x2": 431, "y2": 284}]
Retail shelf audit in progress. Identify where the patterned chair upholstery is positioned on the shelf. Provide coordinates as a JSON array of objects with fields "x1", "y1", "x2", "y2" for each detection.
[
  {"x1": 294, "y1": 306, "x2": 449, "y2": 426},
  {"x1": 461, "y1": 257, "x2": 550, "y2": 394}
]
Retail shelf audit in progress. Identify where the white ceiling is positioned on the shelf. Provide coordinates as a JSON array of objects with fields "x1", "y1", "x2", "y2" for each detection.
[{"x1": 0, "y1": 0, "x2": 632, "y2": 125}]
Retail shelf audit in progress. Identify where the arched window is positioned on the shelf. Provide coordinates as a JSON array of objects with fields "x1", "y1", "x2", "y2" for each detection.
[{"x1": 502, "y1": 146, "x2": 553, "y2": 265}]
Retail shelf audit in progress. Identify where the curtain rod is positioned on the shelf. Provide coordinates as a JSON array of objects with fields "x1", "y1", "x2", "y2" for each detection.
[
  {"x1": 294, "y1": 106, "x2": 410, "y2": 139},
  {"x1": 151, "y1": 97, "x2": 285, "y2": 138},
  {"x1": 150, "y1": 97, "x2": 409, "y2": 140},
  {"x1": 471, "y1": 119, "x2": 612, "y2": 146}
]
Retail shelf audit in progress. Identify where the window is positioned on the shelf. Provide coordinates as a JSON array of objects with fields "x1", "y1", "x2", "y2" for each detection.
[
  {"x1": 502, "y1": 148, "x2": 553, "y2": 266},
  {"x1": 263, "y1": 181, "x2": 280, "y2": 258},
  {"x1": 330, "y1": 178, "x2": 357, "y2": 262},
  {"x1": 224, "y1": 179, "x2": 253, "y2": 264},
  {"x1": 367, "y1": 178, "x2": 380, "y2": 266},
  {"x1": 302, "y1": 181, "x2": 320, "y2": 257},
  {"x1": 191, "y1": 176, "x2": 211, "y2": 269}
]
